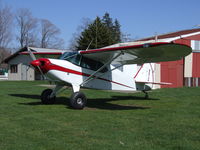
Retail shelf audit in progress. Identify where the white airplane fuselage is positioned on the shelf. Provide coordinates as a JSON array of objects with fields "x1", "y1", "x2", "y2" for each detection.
[{"x1": 42, "y1": 58, "x2": 154, "y2": 92}]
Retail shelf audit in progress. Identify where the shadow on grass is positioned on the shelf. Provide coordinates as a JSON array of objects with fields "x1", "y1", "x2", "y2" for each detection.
[
  {"x1": 9, "y1": 94, "x2": 67, "y2": 105},
  {"x1": 86, "y1": 96, "x2": 158, "y2": 110},
  {"x1": 10, "y1": 94, "x2": 159, "y2": 110}
]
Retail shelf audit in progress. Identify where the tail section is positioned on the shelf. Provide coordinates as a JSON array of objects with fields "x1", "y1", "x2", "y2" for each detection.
[{"x1": 134, "y1": 63, "x2": 171, "y2": 91}]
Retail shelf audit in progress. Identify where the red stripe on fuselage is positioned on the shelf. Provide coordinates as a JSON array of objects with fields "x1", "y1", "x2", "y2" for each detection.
[
  {"x1": 46, "y1": 64, "x2": 134, "y2": 89},
  {"x1": 48, "y1": 64, "x2": 90, "y2": 77}
]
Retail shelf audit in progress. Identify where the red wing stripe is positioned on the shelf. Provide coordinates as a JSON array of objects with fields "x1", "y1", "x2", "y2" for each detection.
[
  {"x1": 20, "y1": 52, "x2": 62, "y2": 55},
  {"x1": 79, "y1": 42, "x2": 169, "y2": 54}
]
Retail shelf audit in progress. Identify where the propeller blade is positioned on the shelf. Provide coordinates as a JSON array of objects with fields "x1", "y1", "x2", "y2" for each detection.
[
  {"x1": 37, "y1": 66, "x2": 46, "y2": 80},
  {"x1": 27, "y1": 47, "x2": 36, "y2": 60},
  {"x1": 28, "y1": 47, "x2": 46, "y2": 80}
]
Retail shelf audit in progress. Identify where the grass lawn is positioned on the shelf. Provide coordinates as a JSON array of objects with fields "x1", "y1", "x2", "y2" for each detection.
[{"x1": 0, "y1": 81, "x2": 200, "y2": 150}]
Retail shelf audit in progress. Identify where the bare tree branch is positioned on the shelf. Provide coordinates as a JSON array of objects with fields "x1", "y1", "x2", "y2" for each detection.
[
  {"x1": 40, "y1": 19, "x2": 64, "y2": 49},
  {"x1": 15, "y1": 8, "x2": 38, "y2": 48},
  {"x1": 0, "y1": 47, "x2": 11, "y2": 64},
  {"x1": 0, "y1": 5, "x2": 13, "y2": 48},
  {"x1": 69, "y1": 18, "x2": 92, "y2": 50}
]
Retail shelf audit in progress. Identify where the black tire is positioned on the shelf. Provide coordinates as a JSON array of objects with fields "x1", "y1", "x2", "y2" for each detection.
[
  {"x1": 70, "y1": 92, "x2": 87, "y2": 109},
  {"x1": 41, "y1": 89, "x2": 56, "y2": 104}
]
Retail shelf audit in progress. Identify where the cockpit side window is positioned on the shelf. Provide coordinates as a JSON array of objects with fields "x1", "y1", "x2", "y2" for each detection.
[{"x1": 60, "y1": 52, "x2": 107, "y2": 73}]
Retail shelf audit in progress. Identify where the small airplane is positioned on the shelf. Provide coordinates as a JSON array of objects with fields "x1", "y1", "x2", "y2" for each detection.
[{"x1": 29, "y1": 42, "x2": 191, "y2": 109}]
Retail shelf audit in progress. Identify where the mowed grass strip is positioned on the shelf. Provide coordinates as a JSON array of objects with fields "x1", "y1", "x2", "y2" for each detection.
[{"x1": 0, "y1": 81, "x2": 200, "y2": 150}]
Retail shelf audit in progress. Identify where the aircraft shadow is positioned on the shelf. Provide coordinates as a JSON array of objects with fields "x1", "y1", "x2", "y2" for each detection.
[
  {"x1": 10, "y1": 94, "x2": 159, "y2": 110},
  {"x1": 9, "y1": 94, "x2": 67, "y2": 105},
  {"x1": 86, "y1": 96, "x2": 158, "y2": 110}
]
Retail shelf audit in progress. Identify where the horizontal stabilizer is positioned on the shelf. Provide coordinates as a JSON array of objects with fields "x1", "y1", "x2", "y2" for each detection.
[{"x1": 135, "y1": 81, "x2": 172, "y2": 85}]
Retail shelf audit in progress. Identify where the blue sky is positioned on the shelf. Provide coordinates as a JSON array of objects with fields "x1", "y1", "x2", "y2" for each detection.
[{"x1": 2, "y1": 0, "x2": 200, "y2": 48}]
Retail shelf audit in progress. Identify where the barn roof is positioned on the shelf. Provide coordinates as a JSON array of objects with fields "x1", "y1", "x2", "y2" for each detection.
[{"x1": 138, "y1": 28, "x2": 200, "y2": 41}]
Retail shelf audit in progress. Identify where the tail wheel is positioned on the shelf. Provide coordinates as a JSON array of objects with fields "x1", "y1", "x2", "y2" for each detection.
[
  {"x1": 142, "y1": 90, "x2": 149, "y2": 99},
  {"x1": 41, "y1": 89, "x2": 56, "y2": 104},
  {"x1": 70, "y1": 92, "x2": 87, "y2": 109}
]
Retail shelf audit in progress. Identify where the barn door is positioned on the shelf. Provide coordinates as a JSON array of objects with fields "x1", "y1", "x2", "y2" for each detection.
[
  {"x1": 21, "y1": 64, "x2": 27, "y2": 80},
  {"x1": 161, "y1": 60, "x2": 184, "y2": 88}
]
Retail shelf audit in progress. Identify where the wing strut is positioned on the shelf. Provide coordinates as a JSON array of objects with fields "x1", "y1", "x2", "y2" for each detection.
[{"x1": 80, "y1": 52, "x2": 122, "y2": 86}]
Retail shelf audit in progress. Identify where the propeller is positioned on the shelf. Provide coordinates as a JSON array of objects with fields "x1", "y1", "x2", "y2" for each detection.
[
  {"x1": 27, "y1": 47, "x2": 37, "y2": 61},
  {"x1": 27, "y1": 47, "x2": 46, "y2": 80}
]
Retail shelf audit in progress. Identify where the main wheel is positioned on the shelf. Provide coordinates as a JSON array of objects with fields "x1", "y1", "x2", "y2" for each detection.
[
  {"x1": 70, "y1": 92, "x2": 87, "y2": 109},
  {"x1": 41, "y1": 89, "x2": 56, "y2": 104}
]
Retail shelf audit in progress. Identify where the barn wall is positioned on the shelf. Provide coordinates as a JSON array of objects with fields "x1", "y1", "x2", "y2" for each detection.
[
  {"x1": 185, "y1": 34, "x2": 200, "y2": 40},
  {"x1": 160, "y1": 34, "x2": 200, "y2": 88},
  {"x1": 159, "y1": 38, "x2": 190, "y2": 88},
  {"x1": 184, "y1": 53, "x2": 193, "y2": 78},
  {"x1": 8, "y1": 64, "x2": 22, "y2": 80},
  {"x1": 192, "y1": 53, "x2": 200, "y2": 77},
  {"x1": 184, "y1": 36, "x2": 200, "y2": 87},
  {"x1": 7, "y1": 55, "x2": 35, "y2": 81},
  {"x1": 161, "y1": 59, "x2": 184, "y2": 88},
  {"x1": 154, "y1": 63, "x2": 161, "y2": 89},
  {"x1": 174, "y1": 38, "x2": 191, "y2": 46}
]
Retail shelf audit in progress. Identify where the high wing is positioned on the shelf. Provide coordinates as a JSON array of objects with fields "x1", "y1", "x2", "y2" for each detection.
[{"x1": 79, "y1": 42, "x2": 192, "y2": 64}]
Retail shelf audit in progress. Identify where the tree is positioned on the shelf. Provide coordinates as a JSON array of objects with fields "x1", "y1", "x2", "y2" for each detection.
[
  {"x1": 102, "y1": 13, "x2": 121, "y2": 43},
  {"x1": 76, "y1": 17, "x2": 111, "y2": 50},
  {"x1": 0, "y1": 47, "x2": 11, "y2": 65},
  {"x1": 113, "y1": 19, "x2": 121, "y2": 43},
  {"x1": 0, "y1": 5, "x2": 13, "y2": 48},
  {"x1": 102, "y1": 12, "x2": 113, "y2": 30},
  {"x1": 40, "y1": 19, "x2": 64, "y2": 49},
  {"x1": 15, "y1": 8, "x2": 38, "y2": 48},
  {"x1": 69, "y1": 18, "x2": 92, "y2": 50},
  {"x1": 75, "y1": 13, "x2": 122, "y2": 50}
]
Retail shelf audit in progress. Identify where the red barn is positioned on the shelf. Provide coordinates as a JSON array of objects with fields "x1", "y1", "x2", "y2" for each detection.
[{"x1": 137, "y1": 28, "x2": 200, "y2": 88}]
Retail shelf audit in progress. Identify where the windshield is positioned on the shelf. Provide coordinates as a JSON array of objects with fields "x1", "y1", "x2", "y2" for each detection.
[{"x1": 59, "y1": 52, "x2": 78, "y2": 60}]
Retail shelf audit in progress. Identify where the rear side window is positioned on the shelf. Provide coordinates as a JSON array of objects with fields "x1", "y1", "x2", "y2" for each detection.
[{"x1": 80, "y1": 56, "x2": 108, "y2": 73}]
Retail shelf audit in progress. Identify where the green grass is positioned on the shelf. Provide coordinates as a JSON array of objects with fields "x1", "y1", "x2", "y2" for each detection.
[{"x1": 0, "y1": 81, "x2": 200, "y2": 150}]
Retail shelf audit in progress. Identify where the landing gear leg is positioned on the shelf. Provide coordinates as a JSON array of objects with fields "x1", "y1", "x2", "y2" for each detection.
[{"x1": 142, "y1": 90, "x2": 149, "y2": 99}]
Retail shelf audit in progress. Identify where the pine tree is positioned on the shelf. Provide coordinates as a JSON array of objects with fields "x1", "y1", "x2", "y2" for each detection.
[
  {"x1": 102, "y1": 12, "x2": 114, "y2": 45},
  {"x1": 113, "y1": 19, "x2": 121, "y2": 43},
  {"x1": 76, "y1": 13, "x2": 122, "y2": 50},
  {"x1": 102, "y1": 13, "x2": 121, "y2": 44},
  {"x1": 76, "y1": 17, "x2": 112, "y2": 50},
  {"x1": 102, "y1": 12, "x2": 113, "y2": 30}
]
